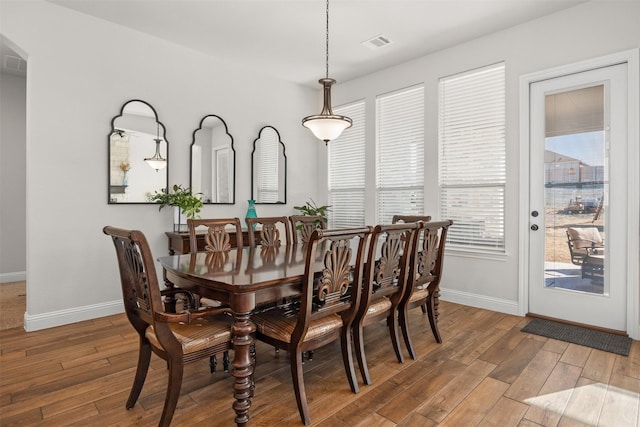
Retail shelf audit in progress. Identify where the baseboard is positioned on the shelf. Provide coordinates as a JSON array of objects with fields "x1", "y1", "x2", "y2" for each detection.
[
  {"x1": 440, "y1": 287, "x2": 520, "y2": 316},
  {"x1": 0, "y1": 271, "x2": 26, "y2": 283},
  {"x1": 24, "y1": 300, "x2": 124, "y2": 332}
]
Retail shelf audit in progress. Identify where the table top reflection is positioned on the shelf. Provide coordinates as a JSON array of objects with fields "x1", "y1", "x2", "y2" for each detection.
[{"x1": 158, "y1": 245, "x2": 313, "y2": 294}]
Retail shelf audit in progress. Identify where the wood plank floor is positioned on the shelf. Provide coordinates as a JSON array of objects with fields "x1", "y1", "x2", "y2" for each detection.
[{"x1": 1, "y1": 301, "x2": 639, "y2": 426}]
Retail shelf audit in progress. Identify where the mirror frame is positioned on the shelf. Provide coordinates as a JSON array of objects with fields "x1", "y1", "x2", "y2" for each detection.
[
  {"x1": 251, "y1": 125, "x2": 287, "y2": 204},
  {"x1": 108, "y1": 99, "x2": 169, "y2": 204},
  {"x1": 189, "y1": 115, "x2": 236, "y2": 205}
]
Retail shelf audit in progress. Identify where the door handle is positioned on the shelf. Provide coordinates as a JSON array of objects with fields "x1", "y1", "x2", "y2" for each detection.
[{"x1": 531, "y1": 224, "x2": 539, "y2": 231}]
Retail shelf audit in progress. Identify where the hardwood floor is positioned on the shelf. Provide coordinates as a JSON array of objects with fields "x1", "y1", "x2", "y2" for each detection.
[{"x1": 1, "y1": 301, "x2": 638, "y2": 426}]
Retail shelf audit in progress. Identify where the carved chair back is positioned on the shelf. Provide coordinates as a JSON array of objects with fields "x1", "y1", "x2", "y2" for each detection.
[
  {"x1": 359, "y1": 222, "x2": 422, "y2": 319},
  {"x1": 289, "y1": 215, "x2": 327, "y2": 245},
  {"x1": 246, "y1": 216, "x2": 291, "y2": 248},
  {"x1": 103, "y1": 226, "x2": 177, "y2": 350},
  {"x1": 187, "y1": 217, "x2": 243, "y2": 253},
  {"x1": 411, "y1": 220, "x2": 452, "y2": 293},
  {"x1": 297, "y1": 227, "x2": 371, "y2": 335}
]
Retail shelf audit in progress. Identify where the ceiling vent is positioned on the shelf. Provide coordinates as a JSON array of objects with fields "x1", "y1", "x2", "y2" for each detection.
[
  {"x1": 361, "y1": 35, "x2": 392, "y2": 50},
  {"x1": 3, "y1": 55, "x2": 27, "y2": 72}
]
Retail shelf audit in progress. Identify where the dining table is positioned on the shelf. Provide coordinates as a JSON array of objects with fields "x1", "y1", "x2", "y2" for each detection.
[{"x1": 158, "y1": 244, "x2": 311, "y2": 426}]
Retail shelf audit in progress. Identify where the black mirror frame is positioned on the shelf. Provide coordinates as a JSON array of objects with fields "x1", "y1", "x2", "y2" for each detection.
[
  {"x1": 107, "y1": 99, "x2": 169, "y2": 204},
  {"x1": 189, "y1": 114, "x2": 236, "y2": 205},
  {"x1": 251, "y1": 125, "x2": 287, "y2": 204}
]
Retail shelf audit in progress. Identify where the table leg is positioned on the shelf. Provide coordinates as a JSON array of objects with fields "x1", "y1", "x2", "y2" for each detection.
[{"x1": 231, "y1": 307, "x2": 256, "y2": 426}]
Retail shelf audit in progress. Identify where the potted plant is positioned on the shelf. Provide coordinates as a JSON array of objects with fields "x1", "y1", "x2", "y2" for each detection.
[
  {"x1": 293, "y1": 199, "x2": 331, "y2": 228},
  {"x1": 149, "y1": 184, "x2": 203, "y2": 232}
]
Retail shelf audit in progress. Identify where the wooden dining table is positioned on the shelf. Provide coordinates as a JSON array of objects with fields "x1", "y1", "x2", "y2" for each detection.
[{"x1": 157, "y1": 244, "x2": 311, "y2": 426}]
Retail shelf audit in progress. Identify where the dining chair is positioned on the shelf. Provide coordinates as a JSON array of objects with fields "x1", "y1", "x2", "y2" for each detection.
[
  {"x1": 352, "y1": 222, "x2": 422, "y2": 386},
  {"x1": 246, "y1": 216, "x2": 291, "y2": 248},
  {"x1": 392, "y1": 214, "x2": 432, "y2": 224},
  {"x1": 252, "y1": 226, "x2": 372, "y2": 425},
  {"x1": 103, "y1": 226, "x2": 234, "y2": 427},
  {"x1": 391, "y1": 214, "x2": 432, "y2": 315},
  {"x1": 186, "y1": 218, "x2": 242, "y2": 372},
  {"x1": 187, "y1": 217, "x2": 243, "y2": 253},
  {"x1": 399, "y1": 220, "x2": 453, "y2": 359},
  {"x1": 289, "y1": 215, "x2": 327, "y2": 245}
]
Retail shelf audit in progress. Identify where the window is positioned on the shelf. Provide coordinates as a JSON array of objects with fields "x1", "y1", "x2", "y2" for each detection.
[
  {"x1": 439, "y1": 63, "x2": 506, "y2": 252},
  {"x1": 256, "y1": 131, "x2": 279, "y2": 203},
  {"x1": 328, "y1": 101, "x2": 366, "y2": 228},
  {"x1": 376, "y1": 85, "x2": 424, "y2": 224}
]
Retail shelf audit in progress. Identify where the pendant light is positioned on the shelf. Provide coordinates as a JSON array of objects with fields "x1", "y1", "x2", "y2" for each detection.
[
  {"x1": 145, "y1": 122, "x2": 167, "y2": 171},
  {"x1": 302, "y1": 0, "x2": 352, "y2": 144}
]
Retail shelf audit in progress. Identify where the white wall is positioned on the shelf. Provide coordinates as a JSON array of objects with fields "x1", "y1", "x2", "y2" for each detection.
[
  {"x1": 328, "y1": 1, "x2": 640, "y2": 316},
  {"x1": 0, "y1": 72, "x2": 27, "y2": 282},
  {"x1": 1, "y1": 0, "x2": 321, "y2": 330}
]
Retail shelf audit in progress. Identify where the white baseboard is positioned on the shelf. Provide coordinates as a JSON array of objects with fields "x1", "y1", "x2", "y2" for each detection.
[
  {"x1": 440, "y1": 287, "x2": 520, "y2": 316},
  {"x1": 24, "y1": 300, "x2": 124, "y2": 332},
  {"x1": 0, "y1": 271, "x2": 26, "y2": 283}
]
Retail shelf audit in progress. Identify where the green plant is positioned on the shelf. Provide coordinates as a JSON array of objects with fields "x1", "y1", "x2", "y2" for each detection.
[
  {"x1": 293, "y1": 199, "x2": 331, "y2": 228},
  {"x1": 149, "y1": 184, "x2": 203, "y2": 219}
]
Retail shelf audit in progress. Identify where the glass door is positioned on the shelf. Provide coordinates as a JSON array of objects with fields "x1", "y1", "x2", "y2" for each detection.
[{"x1": 528, "y1": 63, "x2": 628, "y2": 331}]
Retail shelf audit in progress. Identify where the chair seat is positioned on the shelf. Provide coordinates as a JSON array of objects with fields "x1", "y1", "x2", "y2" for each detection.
[
  {"x1": 146, "y1": 316, "x2": 232, "y2": 355},
  {"x1": 199, "y1": 297, "x2": 224, "y2": 308},
  {"x1": 363, "y1": 298, "x2": 392, "y2": 318},
  {"x1": 409, "y1": 287, "x2": 429, "y2": 304},
  {"x1": 253, "y1": 309, "x2": 343, "y2": 343}
]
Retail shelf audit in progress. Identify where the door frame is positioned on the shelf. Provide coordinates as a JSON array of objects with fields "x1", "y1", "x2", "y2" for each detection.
[{"x1": 518, "y1": 49, "x2": 639, "y2": 340}]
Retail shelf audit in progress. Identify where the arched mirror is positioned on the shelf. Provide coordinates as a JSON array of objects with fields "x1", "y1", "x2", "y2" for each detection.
[
  {"x1": 190, "y1": 115, "x2": 235, "y2": 204},
  {"x1": 251, "y1": 126, "x2": 286, "y2": 204},
  {"x1": 108, "y1": 99, "x2": 169, "y2": 204}
]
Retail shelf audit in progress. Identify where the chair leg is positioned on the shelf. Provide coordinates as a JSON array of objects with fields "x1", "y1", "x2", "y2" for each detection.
[
  {"x1": 426, "y1": 294, "x2": 442, "y2": 344},
  {"x1": 340, "y1": 328, "x2": 360, "y2": 394},
  {"x1": 386, "y1": 310, "x2": 404, "y2": 364},
  {"x1": 126, "y1": 339, "x2": 152, "y2": 409},
  {"x1": 353, "y1": 324, "x2": 371, "y2": 386},
  {"x1": 223, "y1": 350, "x2": 230, "y2": 372},
  {"x1": 159, "y1": 359, "x2": 183, "y2": 427},
  {"x1": 399, "y1": 305, "x2": 417, "y2": 360},
  {"x1": 290, "y1": 350, "x2": 311, "y2": 425},
  {"x1": 209, "y1": 355, "x2": 217, "y2": 373}
]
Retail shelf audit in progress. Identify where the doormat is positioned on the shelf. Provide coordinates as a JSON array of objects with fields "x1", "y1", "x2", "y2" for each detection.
[{"x1": 521, "y1": 318, "x2": 632, "y2": 356}]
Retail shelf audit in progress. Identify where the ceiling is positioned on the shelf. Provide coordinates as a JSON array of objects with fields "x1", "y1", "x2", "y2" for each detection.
[
  {"x1": 0, "y1": 41, "x2": 27, "y2": 77},
  {"x1": 8, "y1": 1, "x2": 587, "y2": 85}
]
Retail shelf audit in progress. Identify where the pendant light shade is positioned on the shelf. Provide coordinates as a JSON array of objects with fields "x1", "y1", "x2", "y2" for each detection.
[
  {"x1": 145, "y1": 123, "x2": 167, "y2": 171},
  {"x1": 302, "y1": 0, "x2": 352, "y2": 144},
  {"x1": 303, "y1": 78, "x2": 352, "y2": 143}
]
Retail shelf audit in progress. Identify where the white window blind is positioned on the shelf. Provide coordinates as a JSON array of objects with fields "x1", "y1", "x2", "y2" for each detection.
[
  {"x1": 328, "y1": 101, "x2": 366, "y2": 228},
  {"x1": 376, "y1": 85, "x2": 424, "y2": 225},
  {"x1": 257, "y1": 131, "x2": 279, "y2": 203},
  {"x1": 439, "y1": 63, "x2": 506, "y2": 251}
]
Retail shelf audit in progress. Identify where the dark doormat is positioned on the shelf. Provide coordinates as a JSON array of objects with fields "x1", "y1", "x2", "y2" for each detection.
[{"x1": 521, "y1": 318, "x2": 632, "y2": 356}]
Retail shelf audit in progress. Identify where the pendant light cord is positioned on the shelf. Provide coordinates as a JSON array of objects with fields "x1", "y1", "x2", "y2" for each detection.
[{"x1": 325, "y1": 0, "x2": 329, "y2": 79}]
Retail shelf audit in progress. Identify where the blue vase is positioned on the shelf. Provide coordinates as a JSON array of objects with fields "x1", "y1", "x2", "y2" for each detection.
[{"x1": 246, "y1": 199, "x2": 257, "y2": 229}]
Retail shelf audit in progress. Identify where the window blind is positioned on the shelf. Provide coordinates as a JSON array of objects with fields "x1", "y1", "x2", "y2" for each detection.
[
  {"x1": 376, "y1": 85, "x2": 425, "y2": 225},
  {"x1": 328, "y1": 101, "x2": 366, "y2": 228},
  {"x1": 439, "y1": 63, "x2": 506, "y2": 251},
  {"x1": 257, "y1": 132, "x2": 279, "y2": 203}
]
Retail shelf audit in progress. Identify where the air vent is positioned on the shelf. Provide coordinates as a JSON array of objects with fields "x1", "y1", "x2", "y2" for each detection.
[
  {"x1": 361, "y1": 35, "x2": 392, "y2": 50},
  {"x1": 3, "y1": 55, "x2": 26, "y2": 72}
]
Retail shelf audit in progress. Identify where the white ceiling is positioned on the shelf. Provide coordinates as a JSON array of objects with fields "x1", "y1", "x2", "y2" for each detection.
[{"x1": 16, "y1": 1, "x2": 587, "y2": 85}]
